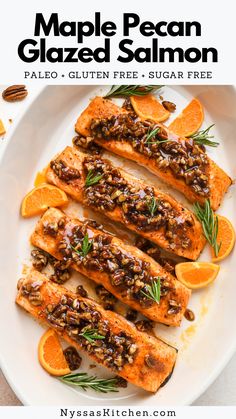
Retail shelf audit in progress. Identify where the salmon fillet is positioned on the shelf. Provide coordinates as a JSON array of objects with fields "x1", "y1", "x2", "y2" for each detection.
[
  {"x1": 16, "y1": 270, "x2": 177, "y2": 393},
  {"x1": 30, "y1": 208, "x2": 191, "y2": 326},
  {"x1": 46, "y1": 146, "x2": 205, "y2": 260},
  {"x1": 75, "y1": 97, "x2": 232, "y2": 211}
]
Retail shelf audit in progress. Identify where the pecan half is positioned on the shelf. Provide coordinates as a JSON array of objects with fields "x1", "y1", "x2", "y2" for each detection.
[
  {"x1": 2, "y1": 85, "x2": 28, "y2": 102},
  {"x1": 162, "y1": 101, "x2": 176, "y2": 112},
  {"x1": 184, "y1": 308, "x2": 195, "y2": 322}
]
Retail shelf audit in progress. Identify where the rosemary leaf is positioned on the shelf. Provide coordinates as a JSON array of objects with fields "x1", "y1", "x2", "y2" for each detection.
[
  {"x1": 104, "y1": 85, "x2": 163, "y2": 98},
  {"x1": 145, "y1": 127, "x2": 170, "y2": 145},
  {"x1": 85, "y1": 170, "x2": 104, "y2": 187},
  {"x1": 79, "y1": 327, "x2": 105, "y2": 343},
  {"x1": 60, "y1": 372, "x2": 119, "y2": 393},
  {"x1": 147, "y1": 196, "x2": 158, "y2": 217},
  {"x1": 81, "y1": 233, "x2": 93, "y2": 257},
  {"x1": 146, "y1": 127, "x2": 160, "y2": 142},
  {"x1": 141, "y1": 277, "x2": 161, "y2": 304},
  {"x1": 71, "y1": 233, "x2": 93, "y2": 257},
  {"x1": 193, "y1": 199, "x2": 221, "y2": 256},
  {"x1": 190, "y1": 124, "x2": 219, "y2": 147}
]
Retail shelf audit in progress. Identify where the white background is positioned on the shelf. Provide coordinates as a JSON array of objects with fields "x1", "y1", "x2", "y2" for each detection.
[
  {"x1": 0, "y1": 0, "x2": 236, "y2": 408},
  {"x1": 0, "y1": 0, "x2": 235, "y2": 84}
]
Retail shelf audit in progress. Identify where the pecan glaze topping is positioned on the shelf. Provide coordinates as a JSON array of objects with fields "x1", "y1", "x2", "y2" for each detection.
[
  {"x1": 21, "y1": 280, "x2": 44, "y2": 306},
  {"x1": 22, "y1": 281, "x2": 137, "y2": 371},
  {"x1": 50, "y1": 153, "x2": 194, "y2": 251},
  {"x1": 95, "y1": 285, "x2": 117, "y2": 310},
  {"x1": 90, "y1": 113, "x2": 210, "y2": 197},
  {"x1": 50, "y1": 160, "x2": 81, "y2": 182},
  {"x1": 31, "y1": 240, "x2": 72, "y2": 285},
  {"x1": 42, "y1": 217, "x2": 182, "y2": 314},
  {"x1": 73, "y1": 134, "x2": 103, "y2": 155},
  {"x1": 134, "y1": 237, "x2": 176, "y2": 276},
  {"x1": 82, "y1": 155, "x2": 193, "y2": 250}
]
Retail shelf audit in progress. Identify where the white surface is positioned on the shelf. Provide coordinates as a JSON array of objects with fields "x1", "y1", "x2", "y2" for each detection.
[
  {"x1": 1, "y1": 0, "x2": 236, "y2": 85},
  {"x1": 0, "y1": 85, "x2": 235, "y2": 406}
]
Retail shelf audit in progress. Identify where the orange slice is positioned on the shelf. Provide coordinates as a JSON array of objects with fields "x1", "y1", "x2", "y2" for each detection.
[
  {"x1": 168, "y1": 98, "x2": 204, "y2": 137},
  {"x1": 34, "y1": 169, "x2": 47, "y2": 187},
  {"x1": 0, "y1": 119, "x2": 6, "y2": 136},
  {"x1": 130, "y1": 94, "x2": 170, "y2": 123},
  {"x1": 211, "y1": 215, "x2": 235, "y2": 262},
  {"x1": 21, "y1": 184, "x2": 68, "y2": 218},
  {"x1": 175, "y1": 262, "x2": 220, "y2": 289},
  {"x1": 38, "y1": 329, "x2": 70, "y2": 376}
]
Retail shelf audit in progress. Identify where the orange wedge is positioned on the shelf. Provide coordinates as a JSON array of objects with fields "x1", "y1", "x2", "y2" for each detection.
[
  {"x1": 0, "y1": 119, "x2": 6, "y2": 136},
  {"x1": 21, "y1": 184, "x2": 68, "y2": 218},
  {"x1": 130, "y1": 94, "x2": 170, "y2": 123},
  {"x1": 175, "y1": 262, "x2": 220, "y2": 289},
  {"x1": 34, "y1": 169, "x2": 47, "y2": 187},
  {"x1": 211, "y1": 215, "x2": 235, "y2": 262},
  {"x1": 38, "y1": 329, "x2": 70, "y2": 376},
  {"x1": 168, "y1": 98, "x2": 204, "y2": 137}
]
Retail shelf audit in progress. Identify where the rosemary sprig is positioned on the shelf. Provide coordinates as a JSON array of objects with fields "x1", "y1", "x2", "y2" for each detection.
[
  {"x1": 146, "y1": 127, "x2": 160, "y2": 142},
  {"x1": 79, "y1": 327, "x2": 105, "y2": 343},
  {"x1": 60, "y1": 372, "x2": 119, "y2": 393},
  {"x1": 104, "y1": 85, "x2": 163, "y2": 98},
  {"x1": 190, "y1": 124, "x2": 219, "y2": 147},
  {"x1": 71, "y1": 233, "x2": 93, "y2": 257},
  {"x1": 147, "y1": 196, "x2": 159, "y2": 217},
  {"x1": 141, "y1": 277, "x2": 161, "y2": 304},
  {"x1": 145, "y1": 127, "x2": 170, "y2": 145},
  {"x1": 85, "y1": 170, "x2": 104, "y2": 187},
  {"x1": 193, "y1": 199, "x2": 221, "y2": 256}
]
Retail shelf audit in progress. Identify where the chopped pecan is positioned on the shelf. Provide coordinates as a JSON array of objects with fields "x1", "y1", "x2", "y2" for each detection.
[
  {"x1": 114, "y1": 376, "x2": 128, "y2": 388},
  {"x1": 31, "y1": 249, "x2": 48, "y2": 271},
  {"x1": 135, "y1": 319, "x2": 154, "y2": 333},
  {"x1": 63, "y1": 346, "x2": 82, "y2": 370},
  {"x1": 76, "y1": 285, "x2": 88, "y2": 298},
  {"x1": 126, "y1": 309, "x2": 138, "y2": 322},
  {"x1": 50, "y1": 160, "x2": 81, "y2": 182},
  {"x1": 73, "y1": 134, "x2": 102, "y2": 155}
]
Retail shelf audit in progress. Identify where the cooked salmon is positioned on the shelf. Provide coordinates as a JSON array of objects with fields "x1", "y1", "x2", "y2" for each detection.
[
  {"x1": 31, "y1": 208, "x2": 191, "y2": 326},
  {"x1": 16, "y1": 270, "x2": 178, "y2": 393},
  {"x1": 75, "y1": 97, "x2": 231, "y2": 211},
  {"x1": 46, "y1": 146, "x2": 206, "y2": 260}
]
